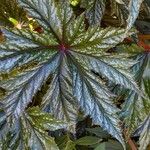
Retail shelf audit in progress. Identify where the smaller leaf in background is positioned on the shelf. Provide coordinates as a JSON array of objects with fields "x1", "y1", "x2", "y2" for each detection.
[
  {"x1": 27, "y1": 107, "x2": 67, "y2": 150},
  {"x1": 134, "y1": 115, "x2": 150, "y2": 150},
  {"x1": 140, "y1": 78, "x2": 150, "y2": 116},
  {"x1": 0, "y1": 107, "x2": 8, "y2": 140},
  {"x1": 145, "y1": 0, "x2": 150, "y2": 6},
  {"x1": 80, "y1": 0, "x2": 90, "y2": 8},
  {"x1": 126, "y1": 0, "x2": 143, "y2": 30},
  {"x1": 94, "y1": 140, "x2": 124, "y2": 150},
  {"x1": 85, "y1": 0, "x2": 106, "y2": 25},
  {"x1": 107, "y1": 0, "x2": 128, "y2": 26},
  {"x1": 65, "y1": 140, "x2": 76, "y2": 150},
  {"x1": 120, "y1": 53, "x2": 150, "y2": 135},
  {"x1": 75, "y1": 136, "x2": 101, "y2": 145},
  {"x1": 56, "y1": 135, "x2": 76, "y2": 150},
  {"x1": 143, "y1": 0, "x2": 150, "y2": 17},
  {"x1": 86, "y1": 127, "x2": 110, "y2": 139},
  {"x1": 27, "y1": 107, "x2": 68, "y2": 131},
  {"x1": 135, "y1": 21, "x2": 150, "y2": 34},
  {"x1": 0, "y1": 87, "x2": 6, "y2": 98},
  {"x1": 115, "y1": 43, "x2": 144, "y2": 54},
  {"x1": 1, "y1": 107, "x2": 67, "y2": 150}
]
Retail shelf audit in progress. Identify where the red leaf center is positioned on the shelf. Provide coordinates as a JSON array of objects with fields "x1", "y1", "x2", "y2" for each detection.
[{"x1": 58, "y1": 44, "x2": 69, "y2": 53}]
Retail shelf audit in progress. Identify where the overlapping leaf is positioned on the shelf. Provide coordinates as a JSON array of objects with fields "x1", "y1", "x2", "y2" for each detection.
[
  {"x1": 1, "y1": 107, "x2": 67, "y2": 150},
  {"x1": 127, "y1": 0, "x2": 144, "y2": 30},
  {"x1": 85, "y1": 0, "x2": 106, "y2": 25},
  {"x1": 94, "y1": 140, "x2": 123, "y2": 150},
  {"x1": 0, "y1": 103, "x2": 8, "y2": 141},
  {"x1": 109, "y1": 0, "x2": 128, "y2": 26},
  {"x1": 134, "y1": 115, "x2": 150, "y2": 150},
  {"x1": 121, "y1": 53, "x2": 150, "y2": 134},
  {"x1": 86, "y1": 127, "x2": 110, "y2": 139},
  {"x1": 108, "y1": 0, "x2": 143, "y2": 29},
  {"x1": 56, "y1": 135, "x2": 76, "y2": 150},
  {"x1": 81, "y1": 0, "x2": 143, "y2": 28},
  {"x1": 0, "y1": 0, "x2": 141, "y2": 148}
]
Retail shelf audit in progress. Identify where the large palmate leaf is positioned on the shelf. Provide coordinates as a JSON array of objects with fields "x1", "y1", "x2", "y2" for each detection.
[
  {"x1": 1, "y1": 107, "x2": 67, "y2": 150},
  {"x1": 0, "y1": 0, "x2": 140, "y2": 148}
]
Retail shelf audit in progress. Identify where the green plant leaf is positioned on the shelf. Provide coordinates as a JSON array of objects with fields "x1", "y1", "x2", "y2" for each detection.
[
  {"x1": 65, "y1": 140, "x2": 76, "y2": 150},
  {"x1": 0, "y1": 105, "x2": 8, "y2": 140},
  {"x1": 86, "y1": 0, "x2": 106, "y2": 25},
  {"x1": 126, "y1": 0, "x2": 143, "y2": 30},
  {"x1": 72, "y1": 27, "x2": 128, "y2": 52},
  {"x1": 94, "y1": 140, "x2": 123, "y2": 150},
  {"x1": 75, "y1": 136, "x2": 100, "y2": 145},
  {"x1": 72, "y1": 52, "x2": 139, "y2": 92},
  {"x1": 27, "y1": 107, "x2": 68, "y2": 131},
  {"x1": 86, "y1": 127, "x2": 110, "y2": 139},
  {"x1": 0, "y1": 0, "x2": 141, "y2": 148},
  {"x1": 109, "y1": 0, "x2": 128, "y2": 26},
  {"x1": 120, "y1": 53, "x2": 150, "y2": 134},
  {"x1": 134, "y1": 115, "x2": 150, "y2": 150},
  {"x1": 56, "y1": 135, "x2": 76, "y2": 150},
  {"x1": 1, "y1": 107, "x2": 67, "y2": 150},
  {"x1": 18, "y1": 0, "x2": 73, "y2": 42},
  {"x1": 115, "y1": 43, "x2": 144, "y2": 54},
  {"x1": 41, "y1": 55, "x2": 78, "y2": 124},
  {"x1": 0, "y1": 28, "x2": 60, "y2": 119}
]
